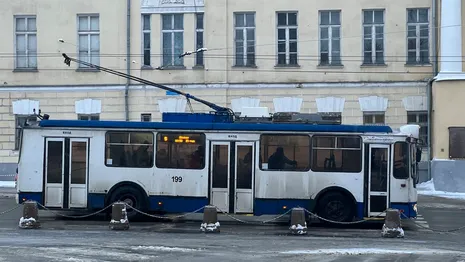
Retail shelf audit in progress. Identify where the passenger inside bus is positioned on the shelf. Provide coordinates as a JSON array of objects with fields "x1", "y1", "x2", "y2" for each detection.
[
  {"x1": 267, "y1": 147, "x2": 297, "y2": 170},
  {"x1": 189, "y1": 146, "x2": 205, "y2": 169}
]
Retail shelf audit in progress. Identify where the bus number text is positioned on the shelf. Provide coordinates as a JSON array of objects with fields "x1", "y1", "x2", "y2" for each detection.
[{"x1": 172, "y1": 176, "x2": 183, "y2": 183}]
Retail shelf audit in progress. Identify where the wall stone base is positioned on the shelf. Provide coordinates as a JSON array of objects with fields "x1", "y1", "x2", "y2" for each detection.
[{"x1": 431, "y1": 159, "x2": 465, "y2": 193}]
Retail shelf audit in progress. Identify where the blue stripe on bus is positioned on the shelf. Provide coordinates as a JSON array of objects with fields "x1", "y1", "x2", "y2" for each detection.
[
  {"x1": 18, "y1": 192, "x2": 43, "y2": 205},
  {"x1": 38, "y1": 119, "x2": 393, "y2": 133},
  {"x1": 19, "y1": 192, "x2": 417, "y2": 219},
  {"x1": 391, "y1": 202, "x2": 417, "y2": 218},
  {"x1": 253, "y1": 199, "x2": 311, "y2": 216},
  {"x1": 88, "y1": 193, "x2": 105, "y2": 209},
  {"x1": 149, "y1": 196, "x2": 208, "y2": 213}
]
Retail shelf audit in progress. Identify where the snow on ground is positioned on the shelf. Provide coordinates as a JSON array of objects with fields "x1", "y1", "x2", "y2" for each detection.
[
  {"x1": 280, "y1": 248, "x2": 464, "y2": 255},
  {"x1": 417, "y1": 179, "x2": 465, "y2": 200},
  {"x1": 130, "y1": 246, "x2": 202, "y2": 252},
  {"x1": 0, "y1": 181, "x2": 15, "y2": 188}
]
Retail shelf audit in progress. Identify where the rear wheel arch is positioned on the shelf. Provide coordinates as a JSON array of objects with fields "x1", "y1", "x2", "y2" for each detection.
[
  {"x1": 312, "y1": 186, "x2": 357, "y2": 223},
  {"x1": 105, "y1": 181, "x2": 150, "y2": 220}
]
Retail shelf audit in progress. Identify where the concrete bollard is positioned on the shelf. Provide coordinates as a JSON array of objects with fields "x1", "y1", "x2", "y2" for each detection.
[
  {"x1": 19, "y1": 200, "x2": 41, "y2": 229},
  {"x1": 200, "y1": 205, "x2": 220, "y2": 233},
  {"x1": 381, "y1": 208, "x2": 404, "y2": 238},
  {"x1": 289, "y1": 208, "x2": 307, "y2": 235},
  {"x1": 109, "y1": 202, "x2": 129, "y2": 230}
]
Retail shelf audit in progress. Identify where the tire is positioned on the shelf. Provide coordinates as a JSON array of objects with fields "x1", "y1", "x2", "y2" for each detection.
[
  {"x1": 108, "y1": 185, "x2": 148, "y2": 221},
  {"x1": 316, "y1": 192, "x2": 355, "y2": 224}
]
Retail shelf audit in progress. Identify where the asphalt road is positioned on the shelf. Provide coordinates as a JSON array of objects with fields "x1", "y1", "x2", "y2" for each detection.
[{"x1": 0, "y1": 192, "x2": 465, "y2": 261}]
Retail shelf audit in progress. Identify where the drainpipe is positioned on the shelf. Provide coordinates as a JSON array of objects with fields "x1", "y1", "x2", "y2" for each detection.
[
  {"x1": 125, "y1": 0, "x2": 131, "y2": 121},
  {"x1": 428, "y1": 0, "x2": 438, "y2": 180}
]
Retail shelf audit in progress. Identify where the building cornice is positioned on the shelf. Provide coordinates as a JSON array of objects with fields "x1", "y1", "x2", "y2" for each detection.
[
  {"x1": 0, "y1": 81, "x2": 428, "y2": 92},
  {"x1": 141, "y1": 0, "x2": 204, "y2": 14}
]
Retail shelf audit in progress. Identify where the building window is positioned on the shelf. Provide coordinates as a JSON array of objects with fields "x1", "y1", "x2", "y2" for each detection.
[
  {"x1": 407, "y1": 8, "x2": 429, "y2": 64},
  {"x1": 78, "y1": 114, "x2": 100, "y2": 121},
  {"x1": 162, "y1": 14, "x2": 184, "y2": 67},
  {"x1": 142, "y1": 14, "x2": 151, "y2": 66},
  {"x1": 259, "y1": 134, "x2": 310, "y2": 171},
  {"x1": 105, "y1": 132, "x2": 154, "y2": 168},
  {"x1": 15, "y1": 16, "x2": 37, "y2": 69},
  {"x1": 141, "y1": 113, "x2": 152, "y2": 122},
  {"x1": 155, "y1": 132, "x2": 206, "y2": 169},
  {"x1": 195, "y1": 13, "x2": 204, "y2": 66},
  {"x1": 15, "y1": 115, "x2": 37, "y2": 150},
  {"x1": 311, "y1": 135, "x2": 362, "y2": 173},
  {"x1": 363, "y1": 112, "x2": 385, "y2": 125},
  {"x1": 407, "y1": 111, "x2": 428, "y2": 145},
  {"x1": 276, "y1": 12, "x2": 298, "y2": 66},
  {"x1": 78, "y1": 14, "x2": 100, "y2": 68},
  {"x1": 319, "y1": 112, "x2": 342, "y2": 124},
  {"x1": 319, "y1": 11, "x2": 341, "y2": 66},
  {"x1": 363, "y1": 10, "x2": 384, "y2": 64},
  {"x1": 234, "y1": 12, "x2": 255, "y2": 67}
]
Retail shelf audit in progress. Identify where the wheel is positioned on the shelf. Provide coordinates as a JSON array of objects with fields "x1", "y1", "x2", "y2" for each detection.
[
  {"x1": 316, "y1": 192, "x2": 354, "y2": 224},
  {"x1": 108, "y1": 185, "x2": 148, "y2": 221}
]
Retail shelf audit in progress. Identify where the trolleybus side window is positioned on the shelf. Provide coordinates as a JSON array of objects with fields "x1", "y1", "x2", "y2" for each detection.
[
  {"x1": 259, "y1": 134, "x2": 310, "y2": 171},
  {"x1": 155, "y1": 132, "x2": 206, "y2": 169},
  {"x1": 105, "y1": 131, "x2": 154, "y2": 168},
  {"x1": 393, "y1": 142, "x2": 409, "y2": 179},
  {"x1": 311, "y1": 135, "x2": 362, "y2": 172}
]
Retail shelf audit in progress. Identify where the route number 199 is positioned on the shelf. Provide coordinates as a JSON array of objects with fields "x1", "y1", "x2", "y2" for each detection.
[{"x1": 172, "y1": 176, "x2": 183, "y2": 182}]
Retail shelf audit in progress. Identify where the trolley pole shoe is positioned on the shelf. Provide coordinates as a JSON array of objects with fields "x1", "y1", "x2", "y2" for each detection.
[
  {"x1": 289, "y1": 208, "x2": 307, "y2": 235},
  {"x1": 19, "y1": 200, "x2": 41, "y2": 229},
  {"x1": 200, "y1": 205, "x2": 220, "y2": 233},
  {"x1": 109, "y1": 202, "x2": 129, "y2": 230},
  {"x1": 381, "y1": 208, "x2": 404, "y2": 238}
]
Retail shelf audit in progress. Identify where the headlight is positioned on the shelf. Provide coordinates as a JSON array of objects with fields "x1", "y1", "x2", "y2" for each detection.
[{"x1": 413, "y1": 204, "x2": 418, "y2": 213}]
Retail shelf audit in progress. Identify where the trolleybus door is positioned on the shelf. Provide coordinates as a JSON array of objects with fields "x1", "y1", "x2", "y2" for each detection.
[
  {"x1": 44, "y1": 138, "x2": 65, "y2": 208},
  {"x1": 68, "y1": 138, "x2": 89, "y2": 208},
  {"x1": 210, "y1": 141, "x2": 255, "y2": 214},
  {"x1": 210, "y1": 142, "x2": 230, "y2": 212},
  {"x1": 44, "y1": 137, "x2": 89, "y2": 209},
  {"x1": 234, "y1": 142, "x2": 254, "y2": 213},
  {"x1": 367, "y1": 144, "x2": 390, "y2": 217}
]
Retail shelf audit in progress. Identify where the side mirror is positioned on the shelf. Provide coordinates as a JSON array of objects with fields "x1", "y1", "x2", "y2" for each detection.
[{"x1": 416, "y1": 147, "x2": 422, "y2": 163}]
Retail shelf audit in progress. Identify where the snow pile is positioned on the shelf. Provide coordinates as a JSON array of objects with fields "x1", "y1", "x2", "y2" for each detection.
[
  {"x1": 18, "y1": 216, "x2": 39, "y2": 229},
  {"x1": 417, "y1": 179, "x2": 465, "y2": 200},
  {"x1": 290, "y1": 223, "x2": 307, "y2": 235},
  {"x1": 280, "y1": 248, "x2": 464, "y2": 255},
  {"x1": 131, "y1": 246, "x2": 202, "y2": 252},
  {"x1": 200, "y1": 222, "x2": 220, "y2": 232},
  {"x1": 381, "y1": 224, "x2": 404, "y2": 238},
  {"x1": 0, "y1": 181, "x2": 15, "y2": 188}
]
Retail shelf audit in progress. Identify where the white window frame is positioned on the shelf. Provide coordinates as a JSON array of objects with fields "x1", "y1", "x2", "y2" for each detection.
[
  {"x1": 141, "y1": 113, "x2": 152, "y2": 122},
  {"x1": 363, "y1": 111, "x2": 385, "y2": 125},
  {"x1": 362, "y1": 10, "x2": 385, "y2": 65},
  {"x1": 77, "y1": 14, "x2": 100, "y2": 68},
  {"x1": 142, "y1": 14, "x2": 151, "y2": 67},
  {"x1": 78, "y1": 114, "x2": 100, "y2": 121},
  {"x1": 14, "y1": 15, "x2": 37, "y2": 69},
  {"x1": 406, "y1": 8, "x2": 430, "y2": 64},
  {"x1": 234, "y1": 12, "x2": 256, "y2": 67},
  {"x1": 407, "y1": 111, "x2": 428, "y2": 146},
  {"x1": 276, "y1": 12, "x2": 298, "y2": 66},
  {"x1": 195, "y1": 13, "x2": 204, "y2": 67},
  {"x1": 161, "y1": 14, "x2": 184, "y2": 67},
  {"x1": 319, "y1": 10, "x2": 341, "y2": 66}
]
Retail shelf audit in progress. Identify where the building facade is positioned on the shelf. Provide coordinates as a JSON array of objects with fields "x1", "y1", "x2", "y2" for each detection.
[
  {"x1": 431, "y1": 0, "x2": 465, "y2": 192},
  {"x1": 0, "y1": 0, "x2": 434, "y2": 175}
]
